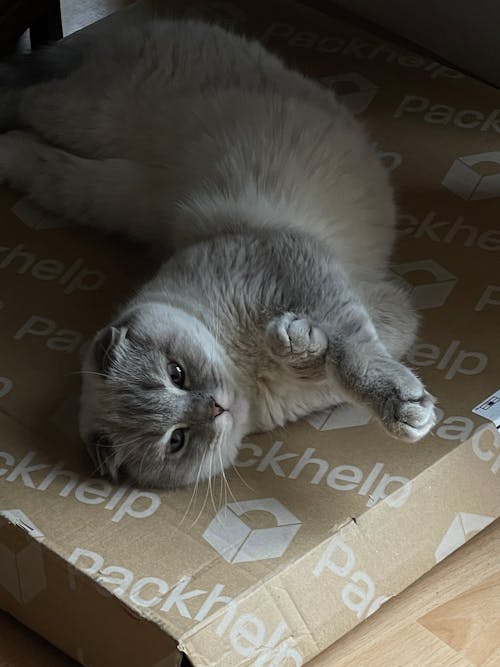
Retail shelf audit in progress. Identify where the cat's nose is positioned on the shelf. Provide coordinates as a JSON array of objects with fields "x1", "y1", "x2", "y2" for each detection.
[
  {"x1": 212, "y1": 400, "x2": 225, "y2": 418},
  {"x1": 187, "y1": 394, "x2": 225, "y2": 423}
]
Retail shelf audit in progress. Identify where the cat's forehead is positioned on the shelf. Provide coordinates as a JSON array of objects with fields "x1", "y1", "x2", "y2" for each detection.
[
  {"x1": 120, "y1": 303, "x2": 210, "y2": 343},
  {"x1": 116, "y1": 312, "x2": 218, "y2": 378},
  {"x1": 123, "y1": 327, "x2": 208, "y2": 370}
]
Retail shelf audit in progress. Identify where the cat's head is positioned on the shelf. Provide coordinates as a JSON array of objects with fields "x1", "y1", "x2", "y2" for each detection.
[{"x1": 79, "y1": 302, "x2": 249, "y2": 489}]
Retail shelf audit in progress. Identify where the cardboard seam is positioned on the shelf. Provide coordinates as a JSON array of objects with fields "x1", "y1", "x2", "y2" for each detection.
[
  {"x1": 177, "y1": 529, "x2": 350, "y2": 644},
  {"x1": 3, "y1": 401, "x2": 496, "y2": 667},
  {"x1": 178, "y1": 436, "x2": 472, "y2": 644},
  {"x1": 0, "y1": 517, "x2": 183, "y2": 664},
  {"x1": 339, "y1": 438, "x2": 500, "y2": 611},
  {"x1": 178, "y1": 432, "x2": 499, "y2": 665}
]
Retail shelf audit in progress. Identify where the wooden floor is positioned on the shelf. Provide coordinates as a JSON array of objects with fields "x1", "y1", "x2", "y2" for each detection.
[
  {"x1": 1, "y1": 520, "x2": 498, "y2": 667},
  {"x1": 313, "y1": 519, "x2": 500, "y2": 667}
]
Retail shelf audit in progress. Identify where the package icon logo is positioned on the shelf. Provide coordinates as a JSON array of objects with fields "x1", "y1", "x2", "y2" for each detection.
[
  {"x1": 391, "y1": 259, "x2": 457, "y2": 309},
  {"x1": 307, "y1": 403, "x2": 372, "y2": 431},
  {"x1": 321, "y1": 73, "x2": 378, "y2": 114},
  {"x1": 0, "y1": 509, "x2": 46, "y2": 603},
  {"x1": 442, "y1": 151, "x2": 500, "y2": 200},
  {"x1": 203, "y1": 498, "x2": 301, "y2": 563},
  {"x1": 435, "y1": 512, "x2": 494, "y2": 562},
  {"x1": 12, "y1": 197, "x2": 68, "y2": 230}
]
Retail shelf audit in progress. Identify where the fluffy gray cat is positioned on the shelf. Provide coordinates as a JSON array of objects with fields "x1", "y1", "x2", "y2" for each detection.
[{"x1": 0, "y1": 6, "x2": 436, "y2": 489}]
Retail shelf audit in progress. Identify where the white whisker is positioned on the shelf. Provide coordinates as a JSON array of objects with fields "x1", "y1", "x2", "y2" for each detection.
[
  {"x1": 67, "y1": 369, "x2": 108, "y2": 379},
  {"x1": 192, "y1": 446, "x2": 217, "y2": 527},
  {"x1": 231, "y1": 462, "x2": 255, "y2": 492},
  {"x1": 181, "y1": 446, "x2": 210, "y2": 525},
  {"x1": 217, "y1": 435, "x2": 240, "y2": 509},
  {"x1": 208, "y1": 446, "x2": 218, "y2": 515}
]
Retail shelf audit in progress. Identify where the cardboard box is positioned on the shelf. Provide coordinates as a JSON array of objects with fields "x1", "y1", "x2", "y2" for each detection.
[
  {"x1": 314, "y1": 0, "x2": 500, "y2": 88},
  {"x1": 0, "y1": 609, "x2": 79, "y2": 667},
  {"x1": 1, "y1": 1, "x2": 499, "y2": 665}
]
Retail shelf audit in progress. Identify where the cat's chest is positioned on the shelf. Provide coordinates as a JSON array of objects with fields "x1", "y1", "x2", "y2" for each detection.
[{"x1": 250, "y1": 374, "x2": 336, "y2": 432}]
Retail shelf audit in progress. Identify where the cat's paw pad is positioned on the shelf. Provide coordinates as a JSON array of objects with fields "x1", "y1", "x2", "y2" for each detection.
[
  {"x1": 266, "y1": 313, "x2": 327, "y2": 360},
  {"x1": 377, "y1": 365, "x2": 437, "y2": 442}
]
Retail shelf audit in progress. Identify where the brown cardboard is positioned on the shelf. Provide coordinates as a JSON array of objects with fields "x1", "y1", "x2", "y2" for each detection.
[
  {"x1": 1, "y1": 611, "x2": 77, "y2": 667},
  {"x1": 308, "y1": 0, "x2": 500, "y2": 88},
  {"x1": 1, "y1": 1, "x2": 500, "y2": 666}
]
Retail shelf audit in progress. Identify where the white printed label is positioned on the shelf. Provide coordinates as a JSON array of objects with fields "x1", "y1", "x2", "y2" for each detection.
[{"x1": 472, "y1": 390, "x2": 500, "y2": 429}]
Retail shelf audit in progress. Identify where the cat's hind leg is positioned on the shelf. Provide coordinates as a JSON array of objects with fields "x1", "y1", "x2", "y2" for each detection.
[
  {"x1": 0, "y1": 2, "x2": 147, "y2": 133},
  {"x1": 0, "y1": 41, "x2": 84, "y2": 131},
  {"x1": 0, "y1": 42, "x2": 83, "y2": 89},
  {"x1": 0, "y1": 59, "x2": 111, "y2": 155},
  {"x1": 0, "y1": 130, "x2": 174, "y2": 243}
]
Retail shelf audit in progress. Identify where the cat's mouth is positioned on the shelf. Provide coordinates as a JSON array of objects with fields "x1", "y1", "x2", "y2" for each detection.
[
  {"x1": 216, "y1": 392, "x2": 250, "y2": 431},
  {"x1": 213, "y1": 398, "x2": 233, "y2": 427},
  {"x1": 215, "y1": 390, "x2": 238, "y2": 417}
]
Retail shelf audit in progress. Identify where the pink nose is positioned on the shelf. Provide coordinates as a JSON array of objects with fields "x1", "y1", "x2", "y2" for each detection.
[{"x1": 213, "y1": 401, "x2": 225, "y2": 418}]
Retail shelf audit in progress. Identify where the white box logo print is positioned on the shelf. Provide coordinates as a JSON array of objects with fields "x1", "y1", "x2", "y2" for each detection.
[
  {"x1": 392, "y1": 259, "x2": 457, "y2": 309},
  {"x1": 307, "y1": 403, "x2": 371, "y2": 431},
  {"x1": 12, "y1": 198, "x2": 69, "y2": 230},
  {"x1": 321, "y1": 73, "x2": 378, "y2": 114},
  {"x1": 442, "y1": 151, "x2": 500, "y2": 200},
  {"x1": 203, "y1": 498, "x2": 301, "y2": 563},
  {"x1": 435, "y1": 512, "x2": 494, "y2": 562}
]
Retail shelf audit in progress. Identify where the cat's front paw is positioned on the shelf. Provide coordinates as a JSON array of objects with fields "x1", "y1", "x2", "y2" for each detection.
[
  {"x1": 266, "y1": 313, "x2": 327, "y2": 364},
  {"x1": 370, "y1": 360, "x2": 437, "y2": 442}
]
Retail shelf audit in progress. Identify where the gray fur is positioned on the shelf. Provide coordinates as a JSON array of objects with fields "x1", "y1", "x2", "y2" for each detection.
[{"x1": 0, "y1": 6, "x2": 436, "y2": 489}]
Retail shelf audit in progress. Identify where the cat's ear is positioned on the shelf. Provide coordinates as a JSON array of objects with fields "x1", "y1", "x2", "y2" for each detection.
[{"x1": 94, "y1": 325, "x2": 127, "y2": 373}]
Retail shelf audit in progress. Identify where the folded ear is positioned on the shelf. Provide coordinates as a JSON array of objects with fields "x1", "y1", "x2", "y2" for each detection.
[{"x1": 93, "y1": 325, "x2": 127, "y2": 373}]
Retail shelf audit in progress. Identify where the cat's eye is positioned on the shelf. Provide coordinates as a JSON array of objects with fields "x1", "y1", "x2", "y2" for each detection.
[
  {"x1": 167, "y1": 361, "x2": 185, "y2": 388},
  {"x1": 170, "y1": 428, "x2": 186, "y2": 453}
]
